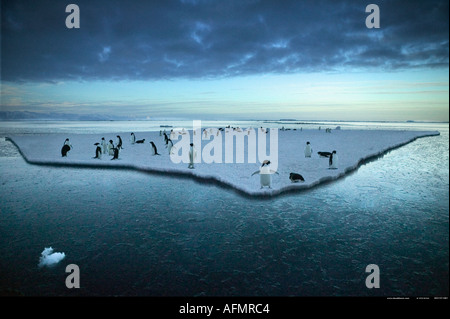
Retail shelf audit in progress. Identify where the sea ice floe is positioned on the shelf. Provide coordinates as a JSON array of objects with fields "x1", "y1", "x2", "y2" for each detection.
[{"x1": 8, "y1": 129, "x2": 440, "y2": 196}]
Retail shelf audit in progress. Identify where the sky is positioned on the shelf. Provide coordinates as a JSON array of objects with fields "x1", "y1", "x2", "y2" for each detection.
[{"x1": 1, "y1": 0, "x2": 449, "y2": 121}]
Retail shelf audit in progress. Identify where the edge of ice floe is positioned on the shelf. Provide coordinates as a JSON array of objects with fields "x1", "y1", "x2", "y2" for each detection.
[{"x1": 6, "y1": 131, "x2": 441, "y2": 198}]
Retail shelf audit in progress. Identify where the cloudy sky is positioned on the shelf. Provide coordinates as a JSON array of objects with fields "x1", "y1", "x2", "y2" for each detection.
[{"x1": 1, "y1": 0, "x2": 448, "y2": 121}]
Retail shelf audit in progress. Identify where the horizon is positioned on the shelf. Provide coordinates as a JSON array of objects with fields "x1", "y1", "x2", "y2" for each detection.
[
  {"x1": 1, "y1": 1, "x2": 449, "y2": 122},
  {"x1": 1, "y1": 111, "x2": 448, "y2": 124}
]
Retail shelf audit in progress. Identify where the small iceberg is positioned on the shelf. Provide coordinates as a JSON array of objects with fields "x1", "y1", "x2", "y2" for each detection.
[{"x1": 38, "y1": 247, "x2": 66, "y2": 268}]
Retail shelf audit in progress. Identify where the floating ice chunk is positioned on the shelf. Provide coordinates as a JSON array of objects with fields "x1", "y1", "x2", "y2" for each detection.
[{"x1": 38, "y1": 247, "x2": 66, "y2": 267}]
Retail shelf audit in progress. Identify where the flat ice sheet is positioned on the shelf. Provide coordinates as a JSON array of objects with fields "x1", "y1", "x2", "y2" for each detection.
[{"x1": 7, "y1": 129, "x2": 439, "y2": 196}]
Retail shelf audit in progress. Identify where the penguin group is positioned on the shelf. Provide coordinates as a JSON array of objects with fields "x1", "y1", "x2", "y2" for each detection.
[
  {"x1": 61, "y1": 124, "x2": 341, "y2": 191},
  {"x1": 92, "y1": 136, "x2": 120, "y2": 160}
]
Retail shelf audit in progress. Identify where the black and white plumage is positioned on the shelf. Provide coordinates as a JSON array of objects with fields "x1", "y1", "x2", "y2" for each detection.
[
  {"x1": 111, "y1": 147, "x2": 119, "y2": 160},
  {"x1": 289, "y1": 172, "x2": 305, "y2": 182},
  {"x1": 101, "y1": 137, "x2": 107, "y2": 154},
  {"x1": 116, "y1": 135, "x2": 123, "y2": 150},
  {"x1": 150, "y1": 141, "x2": 160, "y2": 155},
  {"x1": 251, "y1": 160, "x2": 279, "y2": 189},
  {"x1": 304, "y1": 142, "x2": 312, "y2": 158},
  {"x1": 93, "y1": 143, "x2": 102, "y2": 159},
  {"x1": 329, "y1": 150, "x2": 338, "y2": 169},
  {"x1": 318, "y1": 151, "x2": 332, "y2": 157},
  {"x1": 61, "y1": 144, "x2": 71, "y2": 157},
  {"x1": 107, "y1": 140, "x2": 115, "y2": 155}
]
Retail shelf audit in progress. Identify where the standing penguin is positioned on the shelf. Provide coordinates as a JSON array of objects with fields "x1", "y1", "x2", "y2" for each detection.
[
  {"x1": 188, "y1": 143, "x2": 196, "y2": 169},
  {"x1": 150, "y1": 141, "x2": 160, "y2": 155},
  {"x1": 251, "y1": 160, "x2": 279, "y2": 189},
  {"x1": 111, "y1": 147, "x2": 119, "y2": 160},
  {"x1": 116, "y1": 135, "x2": 123, "y2": 150},
  {"x1": 93, "y1": 143, "x2": 102, "y2": 159},
  {"x1": 130, "y1": 133, "x2": 136, "y2": 145},
  {"x1": 64, "y1": 138, "x2": 73, "y2": 148},
  {"x1": 329, "y1": 150, "x2": 338, "y2": 169},
  {"x1": 61, "y1": 144, "x2": 71, "y2": 157},
  {"x1": 101, "y1": 137, "x2": 108, "y2": 154},
  {"x1": 166, "y1": 139, "x2": 173, "y2": 155},
  {"x1": 61, "y1": 138, "x2": 72, "y2": 157},
  {"x1": 107, "y1": 140, "x2": 115, "y2": 156},
  {"x1": 304, "y1": 141, "x2": 313, "y2": 158}
]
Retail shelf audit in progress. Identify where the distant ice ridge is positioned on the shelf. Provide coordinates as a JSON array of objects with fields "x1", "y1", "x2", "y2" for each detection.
[
  {"x1": 38, "y1": 247, "x2": 66, "y2": 267},
  {"x1": 7, "y1": 129, "x2": 440, "y2": 197}
]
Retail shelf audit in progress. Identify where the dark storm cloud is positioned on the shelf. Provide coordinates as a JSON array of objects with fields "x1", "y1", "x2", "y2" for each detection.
[{"x1": 1, "y1": 0, "x2": 448, "y2": 82}]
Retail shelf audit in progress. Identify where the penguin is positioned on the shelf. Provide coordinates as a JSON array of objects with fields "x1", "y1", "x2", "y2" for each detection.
[
  {"x1": 163, "y1": 133, "x2": 168, "y2": 144},
  {"x1": 166, "y1": 139, "x2": 173, "y2": 155},
  {"x1": 61, "y1": 144, "x2": 71, "y2": 157},
  {"x1": 318, "y1": 151, "x2": 332, "y2": 158},
  {"x1": 111, "y1": 147, "x2": 119, "y2": 160},
  {"x1": 61, "y1": 138, "x2": 72, "y2": 157},
  {"x1": 93, "y1": 143, "x2": 102, "y2": 159},
  {"x1": 136, "y1": 139, "x2": 145, "y2": 144},
  {"x1": 101, "y1": 137, "x2": 108, "y2": 154},
  {"x1": 251, "y1": 160, "x2": 279, "y2": 189},
  {"x1": 159, "y1": 130, "x2": 162, "y2": 136},
  {"x1": 130, "y1": 133, "x2": 136, "y2": 144},
  {"x1": 107, "y1": 140, "x2": 115, "y2": 155},
  {"x1": 188, "y1": 143, "x2": 196, "y2": 169},
  {"x1": 64, "y1": 138, "x2": 73, "y2": 149},
  {"x1": 289, "y1": 172, "x2": 305, "y2": 183},
  {"x1": 116, "y1": 135, "x2": 123, "y2": 150},
  {"x1": 304, "y1": 141, "x2": 313, "y2": 158},
  {"x1": 329, "y1": 150, "x2": 338, "y2": 169},
  {"x1": 150, "y1": 141, "x2": 160, "y2": 155}
]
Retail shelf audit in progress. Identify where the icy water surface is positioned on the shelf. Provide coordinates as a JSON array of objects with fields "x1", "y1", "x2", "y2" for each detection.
[{"x1": 0, "y1": 121, "x2": 448, "y2": 296}]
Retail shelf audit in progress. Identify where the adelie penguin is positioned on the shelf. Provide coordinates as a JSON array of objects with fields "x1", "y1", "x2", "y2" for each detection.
[
  {"x1": 136, "y1": 139, "x2": 145, "y2": 144},
  {"x1": 318, "y1": 151, "x2": 332, "y2": 157},
  {"x1": 111, "y1": 147, "x2": 119, "y2": 160},
  {"x1": 329, "y1": 150, "x2": 338, "y2": 169},
  {"x1": 107, "y1": 140, "x2": 115, "y2": 155},
  {"x1": 304, "y1": 141, "x2": 312, "y2": 158},
  {"x1": 61, "y1": 138, "x2": 72, "y2": 157},
  {"x1": 150, "y1": 141, "x2": 160, "y2": 155},
  {"x1": 116, "y1": 135, "x2": 123, "y2": 150},
  {"x1": 188, "y1": 143, "x2": 196, "y2": 169},
  {"x1": 101, "y1": 137, "x2": 107, "y2": 154},
  {"x1": 166, "y1": 138, "x2": 173, "y2": 155},
  {"x1": 61, "y1": 144, "x2": 71, "y2": 157},
  {"x1": 130, "y1": 132, "x2": 136, "y2": 144},
  {"x1": 289, "y1": 172, "x2": 305, "y2": 183},
  {"x1": 93, "y1": 143, "x2": 102, "y2": 159},
  {"x1": 251, "y1": 160, "x2": 279, "y2": 189}
]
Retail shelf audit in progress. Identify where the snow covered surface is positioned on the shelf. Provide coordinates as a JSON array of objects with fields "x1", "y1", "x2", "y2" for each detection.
[{"x1": 7, "y1": 129, "x2": 439, "y2": 196}]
